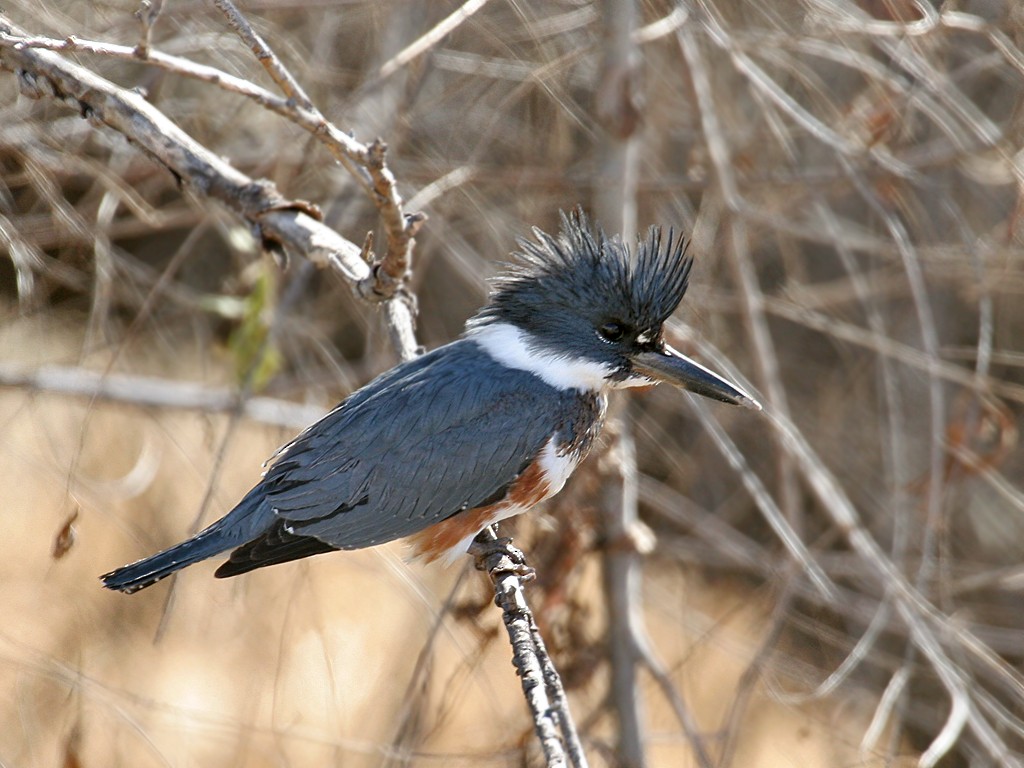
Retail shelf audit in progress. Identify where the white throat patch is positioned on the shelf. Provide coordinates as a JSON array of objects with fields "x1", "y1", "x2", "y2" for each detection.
[{"x1": 467, "y1": 322, "x2": 612, "y2": 392}]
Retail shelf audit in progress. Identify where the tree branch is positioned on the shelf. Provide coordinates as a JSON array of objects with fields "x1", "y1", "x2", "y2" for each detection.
[
  {"x1": 211, "y1": 0, "x2": 315, "y2": 111},
  {"x1": 0, "y1": 361, "x2": 323, "y2": 428},
  {"x1": 472, "y1": 528, "x2": 588, "y2": 768},
  {"x1": 206, "y1": 0, "x2": 423, "y2": 306},
  {"x1": 592, "y1": 1, "x2": 649, "y2": 764},
  {"x1": 133, "y1": 0, "x2": 164, "y2": 58},
  {"x1": 0, "y1": 14, "x2": 423, "y2": 316}
]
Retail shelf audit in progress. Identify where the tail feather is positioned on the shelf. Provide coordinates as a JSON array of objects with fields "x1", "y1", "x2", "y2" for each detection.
[
  {"x1": 101, "y1": 526, "x2": 236, "y2": 594},
  {"x1": 213, "y1": 519, "x2": 338, "y2": 579}
]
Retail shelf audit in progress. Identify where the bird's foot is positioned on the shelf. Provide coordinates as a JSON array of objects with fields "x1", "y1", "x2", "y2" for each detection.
[{"x1": 469, "y1": 534, "x2": 536, "y2": 582}]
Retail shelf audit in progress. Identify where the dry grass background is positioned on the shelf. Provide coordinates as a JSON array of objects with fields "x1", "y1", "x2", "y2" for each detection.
[{"x1": 1, "y1": 0, "x2": 1023, "y2": 766}]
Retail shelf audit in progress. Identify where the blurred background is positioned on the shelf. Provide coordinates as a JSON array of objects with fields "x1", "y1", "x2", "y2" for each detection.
[{"x1": 1, "y1": 1, "x2": 1023, "y2": 766}]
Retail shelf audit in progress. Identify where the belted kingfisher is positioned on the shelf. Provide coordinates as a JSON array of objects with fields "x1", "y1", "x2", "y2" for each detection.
[{"x1": 102, "y1": 209, "x2": 759, "y2": 594}]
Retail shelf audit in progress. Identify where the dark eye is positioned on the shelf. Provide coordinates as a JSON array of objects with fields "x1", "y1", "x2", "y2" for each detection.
[{"x1": 598, "y1": 321, "x2": 628, "y2": 342}]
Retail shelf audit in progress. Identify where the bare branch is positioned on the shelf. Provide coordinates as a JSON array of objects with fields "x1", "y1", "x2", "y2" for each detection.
[
  {"x1": 0, "y1": 19, "x2": 590, "y2": 765},
  {"x1": 532, "y1": 627, "x2": 588, "y2": 768},
  {"x1": 472, "y1": 528, "x2": 587, "y2": 768},
  {"x1": 133, "y1": 0, "x2": 164, "y2": 58},
  {"x1": 592, "y1": 2, "x2": 648, "y2": 763},
  {"x1": 378, "y1": 0, "x2": 491, "y2": 79},
  {"x1": 685, "y1": 395, "x2": 835, "y2": 599},
  {"x1": 636, "y1": 646, "x2": 714, "y2": 768},
  {"x1": 0, "y1": 17, "x2": 423, "y2": 307},
  {"x1": 760, "y1": 403, "x2": 1019, "y2": 764},
  {"x1": 0, "y1": 361, "x2": 322, "y2": 428},
  {"x1": 205, "y1": 0, "x2": 422, "y2": 303},
  {"x1": 600, "y1": 415, "x2": 714, "y2": 768},
  {"x1": 0, "y1": 33, "x2": 329, "y2": 127},
  {"x1": 598, "y1": 418, "x2": 648, "y2": 768},
  {"x1": 211, "y1": 0, "x2": 315, "y2": 111},
  {"x1": 0, "y1": 15, "x2": 423, "y2": 360}
]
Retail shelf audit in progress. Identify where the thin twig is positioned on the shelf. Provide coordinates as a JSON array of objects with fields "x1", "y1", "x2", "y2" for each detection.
[
  {"x1": 685, "y1": 395, "x2": 835, "y2": 599},
  {"x1": 715, "y1": 574, "x2": 800, "y2": 768},
  {"x1": 207, "y1": 0, "x2": 422, "y2": 303},
  {"x1": 678, "y1": 20, "x2": 804, "y2": 577},
  {"x1": 378, "y1": 0, "x2": 491, "y2": 78},
  {"x1": 531, "y1": 606, "x2": 588, "y2": 768},
  {"x1": 134, "y1": 0, "x2": 164, "y2": 59},
  {"x1": 760, "y1": 298, "x2": 1024, "y2": 405},
  {"x1": 635, "y1": 647, "x2": 714, "y2": 768},
  {"x1": 761, "y1": 404, "x2": 1018, "y2": 765},
  {"x1": 211, "y1": 0, "x2": 315, "y2": 111},
  {"x1": 0, "y1": 18, "x2": 414, "y2": 324},
  {"x1": 384, "y1": 567, "x2": 472, "y2": 766},
  {"x1": 1, "y1": 33, "x2": 336, "y2": 129}
]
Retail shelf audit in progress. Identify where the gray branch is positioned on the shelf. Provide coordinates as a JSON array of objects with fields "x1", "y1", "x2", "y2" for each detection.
[
  {"x1": 0, "y1": 362, "x2": 323, "y2": 429},
  {"x1": 472, "y1": 528, "x2": 589, "y2": 768},
  {"x1": 0, "y1": 15, "x2": 417, "y2": 358}
]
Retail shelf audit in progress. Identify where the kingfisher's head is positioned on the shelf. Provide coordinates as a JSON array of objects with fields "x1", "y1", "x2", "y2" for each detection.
[{"x1": 466, "y1": 209, "x2": 760, "y2": 409}]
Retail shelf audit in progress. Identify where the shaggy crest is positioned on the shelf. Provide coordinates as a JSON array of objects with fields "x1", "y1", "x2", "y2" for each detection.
[{"x1": 470, "y1": 208, "x2": 693, "y2": 334}]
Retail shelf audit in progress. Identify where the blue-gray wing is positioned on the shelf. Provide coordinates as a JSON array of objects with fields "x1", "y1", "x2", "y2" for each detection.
[{"x1": 258, "y1": 339, "x2": 574, "y2": 550}]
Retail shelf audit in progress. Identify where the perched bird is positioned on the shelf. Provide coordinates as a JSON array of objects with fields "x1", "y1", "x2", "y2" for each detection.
[{"x1": 102, "y1": 209, "x2": 759, "y2": 594}]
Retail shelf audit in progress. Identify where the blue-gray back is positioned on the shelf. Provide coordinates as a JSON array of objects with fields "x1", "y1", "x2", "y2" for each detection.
[{"x1": 256, "y1": 338, "x2": 599, "y2": 550}]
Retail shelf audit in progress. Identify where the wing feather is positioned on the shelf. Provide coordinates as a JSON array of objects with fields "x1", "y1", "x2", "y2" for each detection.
[{"x1": 257, "y1": 339, "x2": 580, "y2": 551}]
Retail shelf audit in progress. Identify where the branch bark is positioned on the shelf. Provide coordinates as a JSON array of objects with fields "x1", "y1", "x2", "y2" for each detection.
[
  {"x1": 472, "y1": 528, "x2": 588, "y2": 768},
  {"x1": 211, "y1": 0, "x2": 315, "y2": 111}
]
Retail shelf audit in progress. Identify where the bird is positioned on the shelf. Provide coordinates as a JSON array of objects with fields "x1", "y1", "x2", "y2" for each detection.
[{"x1": 101, "y1": 209, "x2": 760, "y2": 594}]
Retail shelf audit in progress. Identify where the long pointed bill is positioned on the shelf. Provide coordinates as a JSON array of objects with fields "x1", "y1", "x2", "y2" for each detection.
[{"x1": 632, "y1": 345, "x2": 762, "y2": 410}]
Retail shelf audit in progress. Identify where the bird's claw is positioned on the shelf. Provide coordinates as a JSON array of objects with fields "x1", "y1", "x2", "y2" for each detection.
[{"x1": 469, "y1": 535, "x2": 536, "y2": 581}]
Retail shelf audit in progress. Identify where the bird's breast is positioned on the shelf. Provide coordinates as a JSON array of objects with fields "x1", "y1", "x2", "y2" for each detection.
[
  {"x1": 535, "y1": 436, "x2": 582, "y2": 498},
  {"x1": 408, "y1": 392, "x2": 606, "y2": 566},
  {"x1": 407, "y1": 436, "x2": 570, "y2": 565}
]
